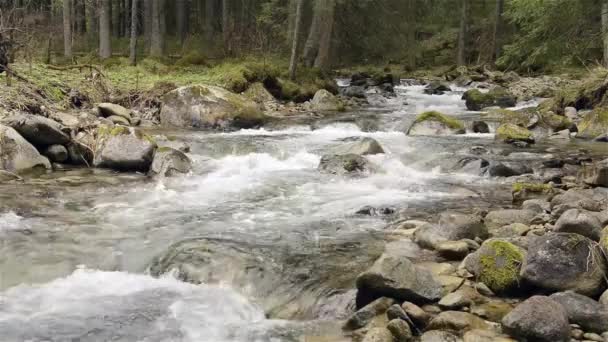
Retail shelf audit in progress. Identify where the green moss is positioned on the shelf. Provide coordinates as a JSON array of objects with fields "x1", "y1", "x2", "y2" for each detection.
[
  {"x1": 495, "y1": 123, "x2": 534, "y2": 143},
  {"x1": 414, "y1": 111, "x2": 465, "y2": 130},
  {"x1": 479, "y1": 240, "x2": 524, "y2": 293},
  {"x1": 512, "y1": 182, "x2": 552, "y2": 193},
  {"x1": 578, "y1": 107, "x2": 608, "y2": 139}
]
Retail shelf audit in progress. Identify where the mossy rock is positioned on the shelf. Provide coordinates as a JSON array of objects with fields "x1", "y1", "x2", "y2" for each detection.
[
  {"x1": 495, "y1": 123, "x2": 534, "y2": 144},
  {"x1": 465, "y1": 240, "x2": 525, "y2": 294},
  {"x1": 577, "y1": 107, "x2": 608, "y2": 139},
  {"x1": 407, "y1": 111, "x2": 465, "y2": 136},
  {"x1": 554, "y1": 70, "x2": 608, "y2": 111},
  {"x1": 463, "y1": 88, "x2": 517, "y2": 111},
  {"x1": 512, "y1": 182, "x2": 554, "y2": 204}
]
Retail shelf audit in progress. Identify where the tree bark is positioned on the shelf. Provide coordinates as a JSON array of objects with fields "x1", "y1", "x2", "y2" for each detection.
[
  {"x1": 405, "y1": 0, "x2": 416, "y2": 70},
  {"x1": 603, "y1": 0, "x2": 608, "y2": 67},
  {"x1": 143, "y1": 0, "x2": 152, "y2": 48},
  {"x1": 76, "y1": 0, "x2": 86, "y2": 34},
  {"x1": 493, "y1": 0, "x2": 504, "y2": 61},
  {"x1": 302, "y1": 0, "x2": 322, "y2": 67},
  {"x1": 205, "y1": 0, "x2": 215, "y2": 42},
  {"x1": 63, "y1": 0, "x2": 72, "y2": 58},
  {"x1": 150, "y1": 0, "x2": 164, "y2": 56},
  {"x1": 314, "y1": 0, "x2": 336, "y2": 71},
  {"x1": 457, "y1": 0, "x2": 469, "y2": 66},
  {"x1": 222, "y1": 0, "x2": 230, "y2": 53},
  {"x1": 289, "y1": 0, "x2": 304, "y2": 80},
  {"x1": 129, "y1": 0, "x2": 138, "y2": 65},
  {"x1": 99, "y1": 0, "x2": 112, "y2": 59},
  {"x1": 176, "y1": 0, "x2": 187, "y2": 45}
]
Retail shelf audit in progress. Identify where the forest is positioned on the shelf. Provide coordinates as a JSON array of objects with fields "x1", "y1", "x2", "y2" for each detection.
[{"x1": 1, "y1": 1, "x2": 608, "y2": 342}]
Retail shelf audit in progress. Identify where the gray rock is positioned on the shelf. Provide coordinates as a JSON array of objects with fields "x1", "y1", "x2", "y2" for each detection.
[
  {"x1": 554, "y1": 209, "x2": 603, "y2": 241},
  {"x1": 387, "y1": 319, "x2": 412, "y2": 342},
  {"x1": 149, "y1": 147, "x2": 192, "y2": 177},
  {"x1": 485, "y1": 209, "x2": 537, "y2": 235},
  {"x1": 491, "y1": 223, "x2": 531, "y2": 238},
  {"x1": 0, "y1": 124, "x2": 51, "y2": 173},
  {"x1": 420, "y1": 330, "x2": 462, "y2": 342},
  {"x1": 413, "y1": 212, "x2": 487, "y2": 249},
  {"x1": 108, "y1": 115, "x2": 131, "y2": 126},
  {"x1": 329, "y1": 137, "x2": 384, "y2": 156},
  {"x1": 436, "y1": 240, "x2": 470, "y2": 260},
  {"x1": 93, "y1": 128, "x2": 156, "y2": 172},
  {"x1": 581, "y1": 159, "x2": 608, "y2": 187},
  {"x1": 318, "y1": 153, "x2": 374, "y2": 176},
  {"x1": 402, "y1": 301, "x2": 432, "y2": 329},
  {"x1": 424, "y1": 81, "x2": 451, "y2": 95},
  {"x1": 520, "y1": 233, "x2": 607, "y2": 296},
  {"x1": 600, "y1": 289, "x2": 608, "y2": 306},
  {"x1": 42, "y1": 144, "x2": 68, "y2": 163},
  {"x1": 488, "y1": 162, "x2": 533, "y2": 177},
  {"x1": 438, "y1": 286, "x2": 487, "y2": 309},
  {"x1": 2, "y1": 113, "x2": 70, "y2": 147},
  {"x1": 550, "y1": 188, "x2": 608, "y2": 215},
  {"x1": 356, "y1": 253, "x2": 443, "y2": 307},
  {"x1": 407, "y1": 112, "x2": 465, "y2": 136},
  {"x1": 502, "y1": 296, "x2": 570, "y2": 342},
  {"x1": 522, "y1": 199, "x2": 551, "y2": 214},
  {"x1": 454, "y1": 157, "x2": 489, "y2": 175},
  {"x1": 97, "y1": 103, "x2": 132, "y2": 121},
  {"x1": 344, "y1": 297, "x2": 395, "y2": 330},
  {"x1": 427, "y1": 311, "x2": 490, "y2": 332},
  {"x1": 0, "y1": 170, "x2": 21, "y2": 182},
  {"x1": 310, "y1": 89, "x2": 343, "y2": 111},
  {"x1": 472, "y1": 121, "x2": 490, "y2": 133},
  {"x1": 549, "y1": 291, "x2": 608, "y2": 333},
  {"x1": 67, "y1": 140, "x2": 94, "y2": 166},
  {"x1": 386, "y1": 304, "x2": 408, "y2": 321},
  {"x1": 362, "y1": 327, "x2": 394, "y2": 342}
]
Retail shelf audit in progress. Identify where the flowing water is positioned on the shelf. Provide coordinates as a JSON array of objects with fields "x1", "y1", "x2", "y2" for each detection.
[{"x1": 0, "y1": 84, "x2": 585, "y2": 341}]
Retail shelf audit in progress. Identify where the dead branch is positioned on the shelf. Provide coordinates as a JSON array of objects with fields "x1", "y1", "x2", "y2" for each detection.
[{"x1": 47, "y1": 64, "x2": 105, "y2": 77}]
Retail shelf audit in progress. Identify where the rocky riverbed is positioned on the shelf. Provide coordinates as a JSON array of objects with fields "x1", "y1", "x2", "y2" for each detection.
[{"x1": 0, "y1": 69, "x2": 607, "y2": 342}]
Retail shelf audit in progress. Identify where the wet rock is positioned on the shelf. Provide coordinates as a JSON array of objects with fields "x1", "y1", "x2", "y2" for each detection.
[
  {"x1": 310, "y1": 89, "x2": 344, "y2": 111},
  {"x1": 511, "y1": 182, "x2": 554, "y2": 204},
  {"x1": 438, "y1": 286, "x2": 487, "y2": 309},
  {"x1": 463, "y1": 88, "x2": 516, "y2": 111},
  {"x1": 413, "y1": 212, "x2": 488, "y2": 249},
  {"x1": 318, "y1": 154, "x2": 375, "y2": 176},
  {"x1": 488, "y1": 162, "x2": 533, "y2": 177},
  {"x1": 551, "y1": 188, "x2": 608, "y2": 215},
  {"x1": 0, "y1": 124, "x2": 51, "y2": 173},
  {"x1": 472, "y1": 121, "x2": 490, "y2": 133},
  {"x1": 387, "y1": 319, "x2": 412, "y2": 342},
  {"x1": 341, "y1": 85, "x2": 367, "y2": 98},
  {"x1": 407, "y1": 111, "x2": 465, "y2": 136},
  {"x1": 600, "y1": 289, "x2": 608, "y2": 306},
  {"x1": 463, "y1": 329, "x2": 515, "y2": 342},
  {"x1": 356, "y1": 206, "x2": 395, "y2": 216},
  {"x1": 470, "y1": 301, "x2": 513, "y2": 323},
  {"x1": 554, "y1": 209, "x2": 603, "y2": 241},
  {"x1": 424, "y1": 81, "x2": 451, "y2": 95},
  {"x1": 520, "y1": 233, "x2": 607, "y2": 296},
  {"x1": 344, "y1": 297, "x2": 395, "y2": 330},
  {"x1": 463, "y1": 239, "x2": 525, "y2": 294},
  {"x1": 453, "y1": 157, "x2": 489, "y2": 175},
  {"x1": 502, "y1": 296, "x2": 571, "y2": 342},
  {"x1": 0, "y1": 170, "x2": 21, "y2": 182},
  {"x1": 1, "y1": 113, "x2": 70, "y2": 147},
  {"x1": 427, "y1": 311, "x2": 490, "y2": 332},
  {"x1": 93, "y1": 126, "x2": 156, "y2": 172},
  {"x1": 42, "y1": 144, "x2": 68, "y2": 163},
  {"x1": 149, "y1": 147, "x2": 192, "y2": 177},
  {"x1": 362, "y1": 327, "x2": 394, "y2": 342},
  {"x1": 549, "y1": 291, "x2": 608, "y2": 333},
  {"x1": 386, "y1": 304, "x2": 408, "y2": 321},
  {"x1": 436, "y1": 241, "x2": 470, "y2": 260},
  {"x1": 580, "y1": 159, "x2": 608, "y2": 187},
  {"x1": 49, "y1": 112, "x2": 81, "y2": 128},
  {"x1": 329, "y1": 137, "x2": 384, "y2": 156},
  {"x1": 495, "y1": 124, "x2": 535, "y2": 144},
  {"x1": 160, "y1": 85, "x2": 267, "y2": 130},
  {"x1": 485, "y1": 209, "x2": 536, "y2": 235},
  {"x1": 97, "y1": 103, "x2": 132, "y2": 122},
  {"x1": 420, "y1": 330, "x2": 462, "y2": 342},
  {"x1": 355, "y1": 253, "x2": 443, "y2": 308},
  {"x1": 402, "y1": 301, "x2": 432, "y2": 329}
]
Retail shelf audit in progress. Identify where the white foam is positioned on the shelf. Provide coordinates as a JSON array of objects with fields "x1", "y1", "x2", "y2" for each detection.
[{"x1": 0, "y1": 212, "x2": 26, "y2": 232}]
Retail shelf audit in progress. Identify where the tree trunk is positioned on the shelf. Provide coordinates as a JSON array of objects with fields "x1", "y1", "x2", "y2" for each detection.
[
  {"x1": 314, "y1": 0, "x2": 336, "y2": 71},
  {"x1": 493, "y1": 0, "x2": 504, "y2": 61},
  {"x1": 99, "y1": 0, "x2": 112, "y2": 59},
  {"x1": 129, "y1": 0, "x2": 138, "y2": 65},
  {"x1": 143, "y1": 0, "x2": 152, "y2": 48},
  {"x1": 302, "y1": 0, "x2": 322, "y2": 67},
  {"x1": 457, "y1": 0, "x2": 469, "y2": 66},
  {"x1": 176, "y1": 0, "x2": 187, "y2": 45},
  {"x1": 76, "y1": 0, "x2": 86, "y2": 34},
  {"x1": 205, "y1": 0, "x2": 215, "y2": 42},
  {"x1": 405, "y1": 0, "x2": 416, "y2": 70},
  {"x1": 603, "y1": 0, "x2": 608, "y2": 67},
  {"x1": 289, "y1": 0, "x2": 304, "y2": 80},
  {"x1": 63, "y1": 0, "x2": 72, "y2": 58},
  {"x1": 222, "y1": 0, "x2": 230, "y2": 53},
  {"x1": 150, "y1": 0, "x2": 164, "y2": 56}
]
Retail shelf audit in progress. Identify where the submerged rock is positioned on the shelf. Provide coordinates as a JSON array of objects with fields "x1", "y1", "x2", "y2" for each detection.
[
  {"x1": 424, "y1": 81, "x2": 451, "y2": 95},
  {"x1": 549, "y1": 291, "x2": 608, "y2": 333},
  {"x1": 488, "y1": 161, "x2": 533, "y2": 177},
  {"x1": 502, "y1": 296, "x2": 570, "y2": 342},
  {"x1": 1, "y1": 113, "x2": 70, "y2": 147},
  {"x1": 318, "y1": 153, "x2": 375, "y2": 176},
  {"x1": 472, "y1": 121, "x2": 490, "y2": 133},
  {"x1": 0, "y1": 124, "x2": 51, "y2": 174},
  {"x1": 93, "y1": 126, "x2": 156, "y2": 172},
  {"x1": 427, "y1": 311, "x2": 489, "y2": 332},
  {"x1": 160, "y1": 85, "x2": 267, "y2": 130},
  {"x1": 407, "y1": 111, "x2": 465, "y2": 136},
  {"x1": 149, "y1": 147, "x2": 192, "y2": 177}
]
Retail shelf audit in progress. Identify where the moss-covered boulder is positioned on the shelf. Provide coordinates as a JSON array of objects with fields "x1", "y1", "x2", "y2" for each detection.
[
  {"x1": 93, "y1": 126, "x2": 157, "y2": 172},
  {"x1": 310, "y1": 89, "x2": 344, "y2": 111},
  {"x1": 463, "y1": 88, "x2": 517, "y2": 111},
  {"x1": 407, "y1": 111, "x2": 465, "y2": 136},
  {"x1": 464, "y1": 239, "x2": 525, "y2": 294},
  {"x1": 242, "y1": 82, "x2": 276, "y2": 106},
  {"x1": 495, "y1": 123, "x2": 534, "y2": 144},
  {"x1": 577, "y1": 107, "x2": 608, "y2": 139},
  {"x1": 512, "y1": 182, "x2": 554, "y2": 204},
  {"x1": 0, "y1": 124, "x2": 51, "y2": 174},
  {"x1": 160, "y1": 85, "x2": 269, "y2": 130}
]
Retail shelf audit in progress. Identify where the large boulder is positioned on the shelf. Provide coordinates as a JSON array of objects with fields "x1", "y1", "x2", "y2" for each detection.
[
  {"x1": 407, "y1": 111, "x2": 465, "y2": 136},
  {"x1": 149, "y1": 147, "x2": 192, "y2": 177},
  {"x1": 502, "y1": 296, "x2": 570, "y2": 342},
  {"x1": 554, "y1": 209, "x2": 603, "y2": 241},
  {"x1": 550, "y1": 188, "x2": 608, "y2": 215},
  {"x1": 1, "y1": 113, "x2": 70, "y2": 147},
  {"x1": 549, "y1": 291, "x2": 608, "y2": 333},
  {"x1": 160, "y1": 85, "x2": 268, "y2": 130},
  {"x1": 520, "y1": 233, "x2": 607, "y2": 296},
  {"x1": 495, "y1": 124, "x2": 534, "y2": 144},
  {"x1": 0, "y1": 124, "x2": 51, "y2": 173},
  {"x1": 328, "y1": 137, "x2": 384, "y2": 156},
  {"x1": 93, "y1": 126, "x2": 156, "y2": 172},
  {"x1": 355, "y1": 253, "x2": 443, "y2": 308},
  {"x1": 463, "y1": 88, "x2": 516, "y2": 111},
  {"x1": 577, "y1": 108, "x2": 608, "y2": 139},
  {"x1": 580, "y1": 159, "x2": 608, "y2": 187},
  {"x1": 463, "y1": 239, "x2": 525, "y2": 294},
  {"x1": 97, "y1": 103, "x2": 132, "y2": 123},
  {"x1": 310, "y1": 89, "x2": 344, "y2": 111},
  {"x1": 413, "y1": 212, "x2": 487, "y2": 249},
  {"x1": 318, "y1": 154, "x2": 375, "y2": 176}
]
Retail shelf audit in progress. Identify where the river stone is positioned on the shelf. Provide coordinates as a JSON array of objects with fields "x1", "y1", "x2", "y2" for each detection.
[
  {"x1": 93, "y1": 127, "x2": 156, "y2": 172},
  {"x1": 580, "y1": 159, "x2": 608, "y2": 187},
  {"x1": 520, "y1": 233, "x2": 607, "y2": 296},
  {"x1": 554, "y1": 209, "x2": 603, "y2": 241},
  {"x1": 387, "y1": 319, "x2": 412, "y2": 342},
  {"x1": 436, "y1": 241, "x2": 470, "y2": 260},
  {"x1": 427, "y1": 311, "x2": 490, "y2": 332},
  {"x1": 318, "y1": 154, "x2": 374, "y2": 176},
  {"x1": 522, "y1": 199, "x2": 550, "y2": 214},
  {"x1": 0, "y1": 170, "x2": 21, "y2": 182},
  {"x1": 502, "y1": 296, "x2": 570, "y2": 342},
  {"x1": 413, "y1": 212, "x2": 487, "y2": 249},
  {"x1": 495, "y1": 124, "x2": 534, "y2": 144},
  {"x1": 362, "y1": 327, "x2": 394, "y2": 342},
  {"x1": 577, "y1": 108, "x2": 608, "y2": 140},
  {"x1": 0, "y1": 124, "x2": 51, "y2": 173},
  {"x1": 310, "y1": 89, "x2": 343, "y2": 111},
  {"x1": 420, "y1": 330, "x2": 462, "y2": 342},
  {"x1": 549, "y1": 291, "x2": 608, "y2": 333},
  {"x1": 329, "y1": 137, "x2": 384, "y2": 156},
  {"x1": 97, "y1": 103, "x2": 132, "y2": 121},
  {"x1": 487, "y1": 162, "x2": 532, "y2": 177},
  {"x1": 463, "y1": 329, "x2": 516, "y2": 342},
  {"x1": 550, "y1": 188, "x2": 608, "y2": 215},
  {"x1": 472, "y1": 121, "x2": 490, "y2": 133},
  {"x1": 67, "y1": 140, "x2": 94, "y2": 166},
  {"x1": 424, "y1": 81, "x2": 451, "y2": 95},
  {"x1": 407, "y1": 111, "x2": 465, "y2": 136},
  {"x1": 485, "y1": 209, "x2": 536, "y2": 235},
  {"x1": 149, "y1": 147, "x2": 192, "y2": 177},
  {"x1": 438, "y1": 286, "x2": 487, "y2": 309},
  {"x1": 355, "y1": 253, "x2": 443, "y2": 308},
  {"x1": 463, "y1": 88, "x2": 516, "y2": 111},
  {"x1": 470, "y1": 301, "x2": 513, "y2": 323},
  {"x1": 402, "y1": 301, "x2": 432, "y2": 329},
  {"x1": 454, "y1": 157, "x2": 489, "y2": 175},
  {"x1": 1, "y1": 113, "x2": 70, "y2": 147},
  {"x1": 344, "y1": 297, "x2": 395, "y2": 330},
  {"x1": 463, "y1": 239, "x2": 525, "y2": 294},
  {"x1": 160, "y1": 85, "x2": 267, "y2": 129},
  {"x1": 42, "y1": 144, "x2": 68, "y2": 163},
  {"x1": 491, "y1": 223, "x2": 531, "y2": 238}
]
